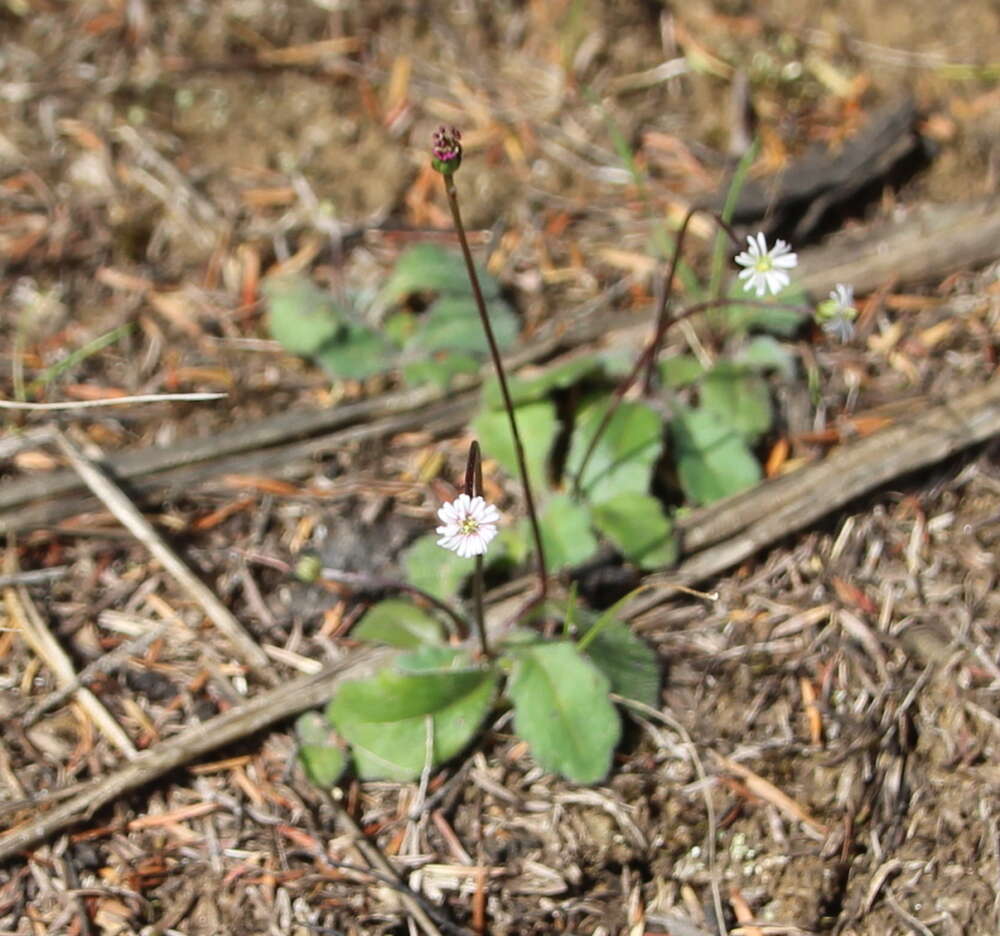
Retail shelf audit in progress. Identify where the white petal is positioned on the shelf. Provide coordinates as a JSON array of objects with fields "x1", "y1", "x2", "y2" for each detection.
[
  {"x1": 832, "y1": 283, "x2": 853, "y2": 307},
  {"x1": 740, "y1": 272, "x2": 766, "y2": 297},
  {"x1": 771, "y1": 252, "x2": 798, "y2": 269},
  {"x1": 437, "y1": 502, "x2": 458, "y2": 524},
  {"x1": 764, "y1": 270, "x2": 790, "y2": 295},
  {"x1": 458, "y1": 535, "x2": 479, "y2": 558}
]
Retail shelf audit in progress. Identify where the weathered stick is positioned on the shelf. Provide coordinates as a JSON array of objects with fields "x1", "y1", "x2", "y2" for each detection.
[
  {"x1": 53, "y1": 431, "x2": 276, "y2": 683},
  {"x1": 4, "y1": 379, "x2": 998, "y2": 860},
  {"x1": 3, "y1": 575, "x2": 138, "y2": 760},
  {"x1": 3, "y1": 195, "x2": 999, "y2": 533},
  {"x1": 0, "y1": 280, "x2": 635, "y2": 527},
  {"x1": 628, "y1": 374, "x2": 1000, "y2": 619},
  {"x1": 0, "y1": 646, "x2": 391, "y2": 860}
]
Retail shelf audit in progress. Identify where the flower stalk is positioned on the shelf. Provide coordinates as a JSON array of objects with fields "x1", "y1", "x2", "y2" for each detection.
[
  {"x1": 642, "y1": 206, "x2": 740, "y2": 393},
  {"x1": 572, "y1": 293, "x2": 811, "y2": 496},
  {"x1": 434, "y1": 128, "x2": 548, "y2": 602}
]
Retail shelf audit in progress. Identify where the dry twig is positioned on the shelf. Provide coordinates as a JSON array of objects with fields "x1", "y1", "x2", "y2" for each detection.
[
  {"x1": 3, "y1": 551, "x2": 137, "y2": 760},
  {"x1": 0, "y1": 646, "x2": 391, "y2": 859},
  {"x1": 52, "y1": 430, "x2": 276, "y2": 684}
]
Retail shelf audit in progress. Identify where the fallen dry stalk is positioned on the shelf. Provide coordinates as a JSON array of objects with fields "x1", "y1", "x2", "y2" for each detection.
[
  {"x1": 3, "y1": 567, "x2": 137, "y2": 761},
  {"x1": 627, "y1": 374, "x2": 1000, "y2": 620},
  {"x1": 53, "y1": 430, "x2": 276, "y2": 684},
  {"x1": 0, "y1": 646, "x2": 392, "y2": 860}
]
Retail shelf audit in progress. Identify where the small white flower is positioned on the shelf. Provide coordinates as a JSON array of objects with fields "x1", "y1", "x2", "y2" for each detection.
[
  {"x1": 436, "y1": 494, "x2": 500, "y2": 559},
  {"x1": 815, "y1": 283, "x2": 857, "y2": 342},
  {"x1": 734, "y1": 232, "x2": 798, "y2": 297}
]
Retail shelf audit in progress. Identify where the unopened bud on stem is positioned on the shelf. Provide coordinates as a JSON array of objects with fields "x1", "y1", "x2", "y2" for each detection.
[{"x1": 431, "y1": 125, "x2": 462, "y2": 176}]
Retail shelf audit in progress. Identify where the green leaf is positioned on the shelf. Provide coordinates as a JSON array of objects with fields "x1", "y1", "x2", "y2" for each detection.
[
  {"x1": 472, "y1": 401, "x2": 557, "y2": 493},
  {"x1": 383, "y1": 310, "x2": 417, "y2": 347},
  {"x1": 734, "y1": 335, "x2": 796, "y2": 379},
  {"x1": 505, "y1": 640, "x2": 620, "y2": 784},
  {"x1": 671, "y1": 405, "x2": 761, "y2": 505},
  {"x1": 353, "y1": 600, "x2": 447, "y2": 649},
  {"x1": 327, "y1": 649, "x2": 498, "y2": 781},
  {"x1": 699, "y1": 363, "x2": 773, "y2": 442},
  {"x1": 296, "y1": 712, "x2": 348, "y2": 787},
  {"x1": 566, "y1": 398, "x2": 663, "y2": 504},
  {"x1": 402, "y1": 533, "x2": 471, "y2": 602},
  {"x1": 482, "y1": 355, "x2": 605, "y2": 410},
  {"x1": 264, "y1": 275, "x2": 343, "y2": 355},
  {"x1": 580, "y1": 618, "x2": 660, "y2": 709},
  {"x1": 724, "y1": 282, "x2": 808, "y2": 336},
  {"x1": 314, "y1": 325, "x2": 394, "y2": 380},
  {"x1": 414, "y1": 296, "x2": 518, "y2": 355},
  {"x1": 659, "y1": 354, "x2": 706, "y2": 389},
  {"x1": 537, "y1": 493, "x2": 600, "y2": 569},
  {"x1": 380, "y1": 244, "x2": 500, "y2": 305},
  {"x1": 397, "y1": 644, "x2": 468, "y2": 672},
  {"x1": 402, "y1": 353, "x2": 478, "y2": 389},
  {"x1": 483, "y1": 524, "x2": 531, "y2": 570},
  {"x1": 589, "y1": 492, "x2": 677, "y2": 569}
]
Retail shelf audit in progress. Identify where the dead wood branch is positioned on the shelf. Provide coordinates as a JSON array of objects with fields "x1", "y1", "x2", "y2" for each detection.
[
  {"x1": 0, "y1": 646, "x2": 391, "y2": 860},
  {"x1": 3, "y1": 195, "x2": 999, "y2": 534},
  {"x1": 53, "y1": 431, "x2": 276, "y2": 684},
  {"x1": 627, "y1": 375, "x2": 1000, "y2": 619}
]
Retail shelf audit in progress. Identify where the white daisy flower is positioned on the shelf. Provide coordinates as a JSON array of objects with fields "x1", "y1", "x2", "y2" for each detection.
[
  {"x1": 815, "y1": 283, "x2": 858, "y2": 342},
  {"x1": 734, "y1": 232, "x2": 798, "y2": 297},
  {"x1": 436, "y1": 494, "x2": 500, "y2": 559}
]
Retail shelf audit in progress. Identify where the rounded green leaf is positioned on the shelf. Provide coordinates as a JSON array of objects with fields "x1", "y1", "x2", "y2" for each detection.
[
  {"x1": 659, "y1": 354, "x2": 706, "y2": 389},
  {"x1": 481, "y1": 355, "x2": 605, "y2": 410},
  {"x1": 295, "y1": 712, "x2": 347, "y2": 787},
  {"x1": 402, "y1": 353, "x2": 478, "y2": 389},
  {"x1": 264, "y1": 275, "x2": 343, "y2": 355},
  {"x1": 671, "y1": 405, "x2": 761, "y2": 505},
  {"x1": 314, "y1": 325, "x2": 394, "y2": 381},
  {"x1": 579, "y1": 618, "x2": 661, "y2": 709},
  {"x1": 538, "y1": 493, "x2": 599, "y2": 569},
  {"x1": 589, "y1": 492, "x2": 677, "y2": 569},
  {"x1": 402, "y1": 533, "x2": 471, "y2": 602},
  {"x1": 383, "y1": 310, "x2": 417, "y2": 347},
  {"x1": 699, "y1": 363, "x2": 773, "y2": 442},
  {"x1": 505, "y1": 641, "x2": 620, "y2": 784},
  {"x1": 566, "y1": 398, "x2": 663, "y2": 504},
  {"x1": 734, "y1": 335, "x2": 796, "y2": 379},
  {"x1": 353, "y1": 599, "x2": 447, "y2": 649},
  {"x1": 327, "y1": 649, "x2": 498, "y2": 781},
  {"x1": 380, "y1": 244, "x2": 500, "y2": 304},
  {"x1": 414, "y1": 296, "x2": 518, "y2": 354},
  {"x1": 472, "y1": 401, "x2": 557, "y2": 493}
]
